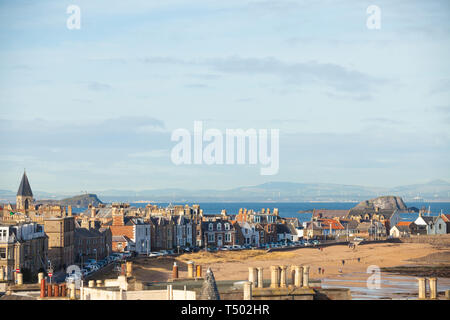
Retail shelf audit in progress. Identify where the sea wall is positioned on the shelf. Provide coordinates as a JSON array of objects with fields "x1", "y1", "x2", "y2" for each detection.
[{"x1": 400, "y1": 234, "x2": 450, "y2": 245}]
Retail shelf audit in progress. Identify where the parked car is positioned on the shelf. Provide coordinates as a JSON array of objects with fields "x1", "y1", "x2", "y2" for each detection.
[{"x1": 148, "y1": 252, "x2": 163, "y2": 257}]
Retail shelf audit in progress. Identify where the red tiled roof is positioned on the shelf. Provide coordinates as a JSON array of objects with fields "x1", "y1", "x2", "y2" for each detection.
[
  {"x1": 397, "y1": 221, "x2": 412, "y2": 227},
  {"x1": 319, "y1": 218, "x2": 345, "y2": 230}
]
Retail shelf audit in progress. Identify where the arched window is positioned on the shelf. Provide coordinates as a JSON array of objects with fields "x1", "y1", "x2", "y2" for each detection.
[{"x1": 217, "y1": 223, "x2": 222, "y2": 231}]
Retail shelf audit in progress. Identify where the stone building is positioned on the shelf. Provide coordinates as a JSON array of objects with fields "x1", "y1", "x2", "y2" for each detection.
[
  {"x1": 0, "y1": 222, "x2": 48, "y2": 282},
  {"x1": 1, "y1": 171, "x2": 68, "y2": 223},
  {"x1": 44, "y1": 217, "x2": 75, "y2": 271},
  {"x1": 149, "y1": 216, "x2": 174, "y2": 251},
  {"x1": 107, "y1": 208, "x2": 150, "y2": 254},
  {"x1": 201, "y1": 219, "x2": 239, "y2": 248},
  {"x1": 74, "y1": 221, "x2": 112, "y2": 264}
]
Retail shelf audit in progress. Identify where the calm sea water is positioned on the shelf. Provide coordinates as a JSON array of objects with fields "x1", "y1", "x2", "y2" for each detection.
[{"x1": 75, "y1": 202, "x2": 450, "y2": 224}]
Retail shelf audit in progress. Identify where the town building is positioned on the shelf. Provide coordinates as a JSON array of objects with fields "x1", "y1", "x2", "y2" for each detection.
[
  {"x1": 237, "y1": 221, "x2": 261, "y2": 246},
  {"x1": 429, "y1": 215, "x2": 447, "y2": 235},
  {"x1": 201, "y1": 219, "x2": 238, "y2": 248},
  {"x1": 149, "y1": 216, "x2": 174, "y2": 251},
  {"x1": 390, "y1": 221, "x2": 412, "y2": 238},
  {"x1": 0, "y1": 222, "x2": 48, "y2": 282},
  {"x1": 413, "y1": 214, "x2": 434, "y2": 235},
  {"x1": 318, "y1": 219, "x2": 345, "y2": 238},
  {"x1": 107, "y1": 208, "x2": 151, "y2": 254},
  {"x1": 44, "y1": 216, "x2": 75, "y2": 271},
  {"x1": 74, "y1": 221, "x2": 112, "y2": 265}
]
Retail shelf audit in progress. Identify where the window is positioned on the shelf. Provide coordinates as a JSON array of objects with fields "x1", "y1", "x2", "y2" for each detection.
[
  {"x1": 225, "y1": 233, "x2": 231, "y2": 242},
  {"x1": 225, "y1": 223, "x2": 230, "y2": 231},
  {"x1": 0, "y1": 248, "x2": 6, "y2": 259},
  {"x1": 217, "y1": 223, "x2": 221, "y2": 231},
  {"x1": 208, "y1": 223, "x2": 213, "y2": 231},
  {"x1": 208, "y1": 233, "x2": 215, "y2": 242}
]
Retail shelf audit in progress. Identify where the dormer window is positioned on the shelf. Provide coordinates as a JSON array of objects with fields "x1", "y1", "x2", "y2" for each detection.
[
  {"x1": 217, "y1": 223, "x2": 222, "y2": 231},
  {"x1": 208, "y1": 223, "x2": 213, "y2": 231},
  {"x1": 225, "y1": 223, "x2": 230, "y2": 230}
]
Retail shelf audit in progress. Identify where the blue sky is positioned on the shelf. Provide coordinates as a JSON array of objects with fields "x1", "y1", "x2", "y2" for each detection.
[{"x1": 0, "y1": 0, "x2": 449, "y2": 193}]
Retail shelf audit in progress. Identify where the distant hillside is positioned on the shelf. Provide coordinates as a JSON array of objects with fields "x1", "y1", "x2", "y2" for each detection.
[
  {"x1": 38, "y1": 194, "x2": 103, "y2": 208},
  {"x1": 95, "y1": 180, "x2": 450, "y2": 202},
  {"x1": 1, "y1": 179, "x2": 449, "y2": 203}
]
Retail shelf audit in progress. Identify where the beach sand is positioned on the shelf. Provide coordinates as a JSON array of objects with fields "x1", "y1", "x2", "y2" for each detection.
[{"x1": 125, "y1": 241, "x2": 450, "y2": 286}]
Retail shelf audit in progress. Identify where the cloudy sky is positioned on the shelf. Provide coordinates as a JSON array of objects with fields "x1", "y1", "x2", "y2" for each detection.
[{"x1": 0, "y1": 0, "x2": 449, "y2": 193}]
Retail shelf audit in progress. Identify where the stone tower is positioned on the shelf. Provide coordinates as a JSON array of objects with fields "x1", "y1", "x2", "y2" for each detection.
[{"x1": 16, "y1": 171, "x2": 34, "y2": 211}]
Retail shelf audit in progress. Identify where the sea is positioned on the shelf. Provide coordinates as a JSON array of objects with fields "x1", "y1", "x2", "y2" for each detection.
[{"x1": 73, "y1": 201, "x2": 450, "y2": 224}]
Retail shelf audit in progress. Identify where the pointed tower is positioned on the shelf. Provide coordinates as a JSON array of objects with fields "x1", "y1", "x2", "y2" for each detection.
[
  {"x1": 200, "y1": 268, "x2": 220, "y2": 300},
  {"x1": 16, "y1": 171, "x2": 34, "y2": 211}
]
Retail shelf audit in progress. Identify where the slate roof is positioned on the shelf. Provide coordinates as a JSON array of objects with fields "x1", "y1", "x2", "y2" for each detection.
[
  {"x1": 347, "y1": 208, "x2": 396, "y2": 219},
  {"x1": 275, "y1": 224, "x2": 292, "y2": 234},
  {"x1": 420, "y1": 216, "x2": 434, "y2": 225},
  {"x1": 339, "y1": 219, "x2": 359, "y2": 230},
  {"x1": 17, "y1": 172, "x2": 33, "y2": 197},
  {"x1": 313, "y1": 209, "x2": 349, "y2": 219},
  {"x1": 74, "y1": 227, "x2": 103, "y2": 238}
]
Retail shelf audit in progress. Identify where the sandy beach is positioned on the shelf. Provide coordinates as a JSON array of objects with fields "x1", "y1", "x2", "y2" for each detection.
[{"x1": 124, "y1": 240, "x2": 450, "y2": 286}]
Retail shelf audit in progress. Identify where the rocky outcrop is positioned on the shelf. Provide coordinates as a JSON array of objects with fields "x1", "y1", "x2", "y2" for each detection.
[
  {"x1": 38, "y1": 194, "x2": 103, "y2": 208},
  {"x1": 354, "y1": 196, "x2": 408, "y2": 211}
]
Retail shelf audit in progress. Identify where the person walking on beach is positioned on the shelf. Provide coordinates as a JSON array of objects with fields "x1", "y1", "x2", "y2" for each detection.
[
  {"x1": 322, "y1": 268, "x2": 324, "y2": 275},
  {"x1": 357, "y1": 257, "x2": 360, "y2": 263},
  {"x1": 341, "y1": 259, "x2": 345, "y2": 266},
  {"x1": 318, "y1": 267, "x2": 322, "y2": 274}
]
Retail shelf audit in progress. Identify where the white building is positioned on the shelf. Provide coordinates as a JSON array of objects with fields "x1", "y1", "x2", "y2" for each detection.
[
  {"x1": 238, "y1": 222, "x2": 260, "y2": 246},
  {"x1": 429, "y1": 216, "x2": 447, "y2": 235}
]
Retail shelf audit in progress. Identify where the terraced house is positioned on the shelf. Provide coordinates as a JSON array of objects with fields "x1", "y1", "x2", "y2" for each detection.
[
  {"x1": 107, "y1": 208, "x2": 150, "y2": 255},
  {"x1": 0, "y1": 222, "x2": 48, "y2": 282},
  {"x1": 202, "y1": 219, "x2": 238, "y2": 248}
]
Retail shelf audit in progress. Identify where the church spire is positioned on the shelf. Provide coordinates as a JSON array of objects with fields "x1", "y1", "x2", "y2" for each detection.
[{"x1": 17, "y1": 171, "x2": 33, "y2": 197}]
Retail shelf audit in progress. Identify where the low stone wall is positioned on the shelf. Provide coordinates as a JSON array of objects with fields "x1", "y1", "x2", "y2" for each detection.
[
  {"x1": 399, "y1": 234, "x2": 450, "y2": 245},
  {"x1": 81, "y1": 287, "x2": 196, "y2": 300}
]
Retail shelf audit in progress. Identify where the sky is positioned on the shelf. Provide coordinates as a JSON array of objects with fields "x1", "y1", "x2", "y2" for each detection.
[{"x1": 0, "y1": 0, "x2": 449, "y2": 193}]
